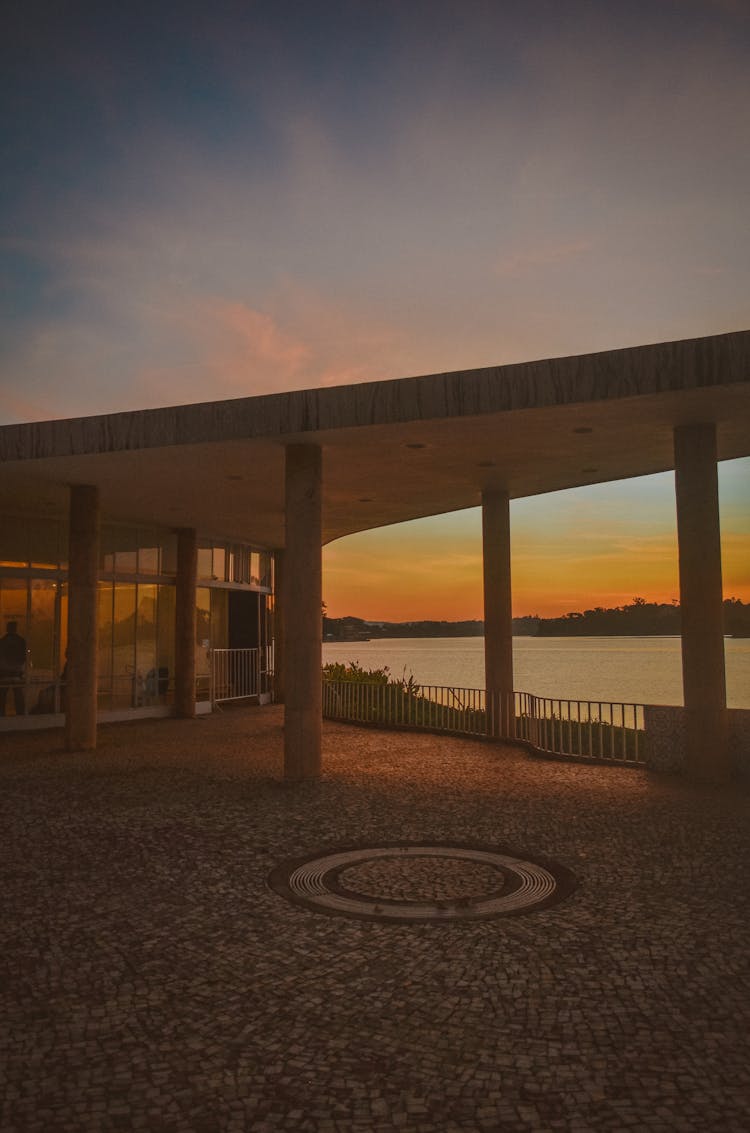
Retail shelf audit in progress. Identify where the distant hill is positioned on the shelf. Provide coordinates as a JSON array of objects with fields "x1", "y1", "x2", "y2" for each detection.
[{"x1": 323, "y1": 598, "x2": 750, "y2": 640}]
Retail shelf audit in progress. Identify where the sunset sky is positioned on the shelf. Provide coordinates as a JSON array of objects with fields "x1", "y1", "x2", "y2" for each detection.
[{"x1": 2, "y1": 0, "x2": 748, "y2": 618}]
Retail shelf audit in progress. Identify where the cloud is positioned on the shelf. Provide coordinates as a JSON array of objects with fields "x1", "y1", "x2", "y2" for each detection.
[
  {"x1": 129, "y1": 298, "x2": 312, "y2": 404},
  {"x1": 0, "y1": 387, "x2": 53, "y2": 422},
  {"x1": 3, "y1": 0, "x2": 749, "y2": 423},
  {"x1": 495, "y1": 242, "x2": 593, "y2": 277}
]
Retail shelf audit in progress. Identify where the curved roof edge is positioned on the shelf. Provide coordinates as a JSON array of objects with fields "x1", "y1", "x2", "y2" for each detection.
[{"x1": 2, "y1": 329, "x2": 749, "y2": 464}]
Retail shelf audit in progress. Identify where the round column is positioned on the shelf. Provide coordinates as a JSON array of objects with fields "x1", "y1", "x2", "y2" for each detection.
[
  {"x1": 272, "y1": 550, "x2": 285, "y2": 705},
  {"x1": 482, "y1": 489, "x2": 514, "y2": 737},
  {"x1": 283, "y1": 445, "x2": 322, "y2": 780},
  {"x1": 674, "y1": 423, "x2": 729, "y2": 780}
]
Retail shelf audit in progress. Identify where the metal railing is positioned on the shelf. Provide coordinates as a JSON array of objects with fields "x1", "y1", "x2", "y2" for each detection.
[
  {"x1": 0, "y1": 675, "x2": 63, "y2": 717},
  {"x1": 1, "y1": 649, "x2": 273, "y2": 721},
  {"x1": 322, "y1": 680, "x2": 645, "y2": 765},
  {"x1": 212, "y1": 647, "x2": 273, "y2": 705},
  {"x1": 519, "y1": 693, "x2": 644, "y2": 762}
]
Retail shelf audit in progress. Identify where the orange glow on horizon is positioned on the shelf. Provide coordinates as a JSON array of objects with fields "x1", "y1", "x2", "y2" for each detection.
[
  {"x1": 323, "y1": 473, "x2": 750, "y2": 622},
  {"x1": 323, "y1": 569, "x2": 750, "y2": 623}
]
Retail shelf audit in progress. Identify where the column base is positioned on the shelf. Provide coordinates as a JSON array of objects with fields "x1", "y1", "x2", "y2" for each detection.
[
  {"x1": 684, "y1": 706, "x2": 731, "y2": 783},
  {"x1": 284, "y1": 706, "x2": 322, "y2": 780}
]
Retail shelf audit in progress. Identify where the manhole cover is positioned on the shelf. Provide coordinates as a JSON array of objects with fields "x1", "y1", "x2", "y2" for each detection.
[{"x1": 268, "y1": 843, "x2": 576, "y2": 922}]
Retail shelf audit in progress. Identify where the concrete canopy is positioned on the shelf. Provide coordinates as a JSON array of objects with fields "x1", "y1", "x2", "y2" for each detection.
[{"x1": 1, "y1": 329, "x2": 748, "y2": 546}]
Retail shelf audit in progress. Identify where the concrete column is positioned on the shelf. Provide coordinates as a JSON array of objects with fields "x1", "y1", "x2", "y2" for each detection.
[
  {"x1": 674, "y1": 423, "x2": 729, "y2": 780},
  {"x1": 273, "y1": 550, "x2": 285, "y2": 705},
  {"x1": 65, "y1": 484, "x2": 99, "y2": 751},
  {"x1": 482, "y1": 490, "x2": 514, "y2": 736},
  {"x1": 174, "y1": 528, "x2": 197, "y2": 719},
  {"x1": 283, "y1": 445, "x2": 322, "y2": 780}
]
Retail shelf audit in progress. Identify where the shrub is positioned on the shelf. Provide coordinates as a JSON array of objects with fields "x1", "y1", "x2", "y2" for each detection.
[{"x1": 322, "y1": 661, "x2": 419, "y2": 694}]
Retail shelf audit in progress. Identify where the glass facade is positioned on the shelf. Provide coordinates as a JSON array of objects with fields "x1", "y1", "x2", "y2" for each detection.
[
  {"x1": 0, "y1": 517, "x2": 273, "y2": 721},
  {"x1": 198, "y1": 540, "x2": 271, "y2": 588},
  {"x1": 94, "y1": 580, "x2": 177, "y2": 711},
  {"x1": 0, "y1": 516, "x2": 68, "y2": 570},
  {"x1": 0, "y1": 514, "x2": 66, "y2": 716}
]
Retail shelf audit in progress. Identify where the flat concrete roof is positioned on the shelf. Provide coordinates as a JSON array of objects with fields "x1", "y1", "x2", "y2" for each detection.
[{"x1": 1, "y1": 329, "x2": 748, "y2": 546}]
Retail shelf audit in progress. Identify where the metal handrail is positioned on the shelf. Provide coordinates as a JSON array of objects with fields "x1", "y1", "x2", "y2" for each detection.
[
  {"x1": 211, "y1": 646, "x2": 273, "y2": 704},
  {"x1": 322, "y1": 679, "x2": 645, "y2": 764}
]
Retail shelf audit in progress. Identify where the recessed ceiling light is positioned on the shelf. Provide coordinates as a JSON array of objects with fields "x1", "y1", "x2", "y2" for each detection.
[
  {"x1": 226, "y1": 474, "x2": 243, "y2": 481},
  {"x1": 573, "y1": 426, "x2": 593, "y2": 434},
  {"x1": 582, "y1": 467, "x2": 598, "y2": 475},
  {"x1": 405, "y1": 442, "x2": 426, "y2": 449},
  {"x1": 477, "y1": 460, "x2": 496, "y2": 468},
  {"x1": 358, "y1": 497, "x2": 374, "y2": 503}
]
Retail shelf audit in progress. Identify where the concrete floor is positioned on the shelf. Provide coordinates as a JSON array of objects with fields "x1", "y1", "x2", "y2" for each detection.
[{"x1": 1, "y1": 705, "x2": 748, "y2": 1132}]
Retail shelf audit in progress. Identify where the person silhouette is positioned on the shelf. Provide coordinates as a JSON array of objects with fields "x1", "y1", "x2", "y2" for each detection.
[{"x1": 0, "y1": 620, "x2": 27, "y2": 716}]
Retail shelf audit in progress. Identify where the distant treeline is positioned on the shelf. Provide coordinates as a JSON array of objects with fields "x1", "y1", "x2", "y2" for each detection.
[{"x1": 323, "y1": 597, "x2": 750, "y2": 639}]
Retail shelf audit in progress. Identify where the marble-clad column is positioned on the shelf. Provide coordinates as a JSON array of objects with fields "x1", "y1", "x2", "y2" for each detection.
[
  {"x1": 674, "y1": 423, "x2": 729, "y2": 781},
  {"x1": 272, "y1": 550, "x2": 285, "y2": 705},
  {"x1": 283, "y1": 445, "x2": 322, "y2": 780},
  {"x1": 482, "y1": 490, "x2": 514, "y2": 737}
]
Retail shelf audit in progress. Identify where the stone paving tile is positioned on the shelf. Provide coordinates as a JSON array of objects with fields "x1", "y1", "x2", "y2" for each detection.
[{"x1": 1, "y1": 706, "x2": 749, "y2": 1131}]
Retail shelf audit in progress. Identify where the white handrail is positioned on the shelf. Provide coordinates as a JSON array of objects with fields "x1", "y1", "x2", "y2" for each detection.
[
  {"x1": 212, "y1": 647, "x2": 274, "y2": 704},
  {"x1": 322, "y1": 679, "x2": 645, "y2": 764}
]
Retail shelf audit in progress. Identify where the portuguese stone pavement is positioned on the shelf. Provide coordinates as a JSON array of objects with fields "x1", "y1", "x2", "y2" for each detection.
[{"x1": 1, "y1": 706, "x2": 748, "y2": 1132}]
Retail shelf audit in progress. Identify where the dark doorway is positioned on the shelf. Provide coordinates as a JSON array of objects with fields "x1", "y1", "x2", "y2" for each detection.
[{"x1": 228, "y1": 591, "x2": 259, "y2": 649}]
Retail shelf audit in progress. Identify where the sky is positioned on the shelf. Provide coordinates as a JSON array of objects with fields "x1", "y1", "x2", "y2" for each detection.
[{"x1": 1, "y1": 0, "x2": 748, "y2": 618}]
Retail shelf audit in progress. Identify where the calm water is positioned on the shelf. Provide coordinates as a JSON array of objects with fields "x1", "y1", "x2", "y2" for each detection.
[{"x1": 322, "y1": 636, "x2": 750, "y2": 708}]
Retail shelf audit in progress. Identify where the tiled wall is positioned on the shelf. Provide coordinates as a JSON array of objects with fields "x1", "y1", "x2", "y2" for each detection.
[{"x1": 644, "y1": 705, "x2": 750, "y2": 780}]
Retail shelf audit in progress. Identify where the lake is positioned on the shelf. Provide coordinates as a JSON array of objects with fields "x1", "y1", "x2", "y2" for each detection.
[{"x1": 322, "y1": 636, "x2": 750, "y2": 708}]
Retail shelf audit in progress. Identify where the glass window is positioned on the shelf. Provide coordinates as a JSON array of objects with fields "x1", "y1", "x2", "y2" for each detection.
[
  {"x1": 58, "y1": 526, "x2": 69, "y2": 571},
  {"x1": 23, "y1": 579, "x2": 57, "y2": 714},
  {"x1": 138, "y1": 535, "x2": 160, "y2": 575},
  {"x1": 211, "y1": 588, "x2": 229, "y2": 650},
  {"x1": 0, "y1": 578, "x2": 28, "y2": 634},
  {"x1": 213, "y1": 546, "x2": 226, "y2": 581},
  {"x1": 197, "y1": 546, "x2": 213, "y2": 580},
  {"x1": 250, "y1": 552, "x2": 261, "y2": 587},
  {"x1": 29, "y1": 518, "x2": 60, "y2": 570},
  {"x1": 112, "y1": 582, "x2": 136, "y2": 707},
  {"x1": 0, "y1": 518, "x2": 29, "y2": 567},
  {"x1": 232, "y1": 547, "x2": 244, "y2": 584},
  {"x1": 28, "y1": 579, "x2": 56, "y2": 676},
  {"x1": 136, "y1": 584, "x2": 158, "y2": 704},
  {"x1": 0, "y1": 579, "x2": 28, "y2": 716},
  {"x1": 196, "y1": 587, "x2": 212, "y2": 678},
  {"x1": 156, "y1": 585, "x2": 175, "y2": 703},
  {"x1": 161, "y1": 533, "x2": 178, "y2": 576},
  {"x1": 115, "y1": 529, "x2": 138, "y2": 575},
  {"x1": 100, "y1": 527, "x2": 117, "y2": 574},
  {"x1": 97, "y1": 582, "x2": 114, "y2": 709}
]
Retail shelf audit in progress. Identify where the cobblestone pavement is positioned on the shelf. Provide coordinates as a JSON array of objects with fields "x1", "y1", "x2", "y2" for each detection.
[{"x1": 1, "y1": 707, "x2": 748, "y2": 1132}]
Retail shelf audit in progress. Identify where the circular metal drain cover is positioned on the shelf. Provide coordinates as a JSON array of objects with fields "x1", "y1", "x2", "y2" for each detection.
[{"x1": 268, "y1": 842, "x2": 576, "y2": 923}]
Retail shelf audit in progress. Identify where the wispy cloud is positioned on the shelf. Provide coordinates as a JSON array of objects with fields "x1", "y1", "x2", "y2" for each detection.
[
  {"x1": 495, "y1": 242, "x2": 593, "y2": 277},
  {"x1": 0, "y1": 387, "x2": 53, "y2": 422}
]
